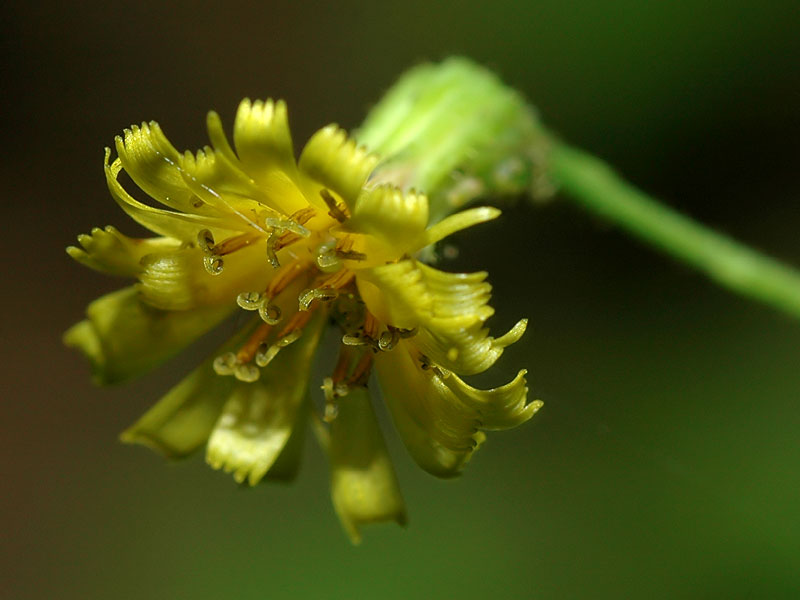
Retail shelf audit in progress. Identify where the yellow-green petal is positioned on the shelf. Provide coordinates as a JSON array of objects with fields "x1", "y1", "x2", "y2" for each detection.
[
  {"x1": 137, "y1": 240, "x2": 271, "y2": 311},
  {"x1": 63, "y1": 287, "x2": 233, "y2": 384},
  {"x1": 298, "y1": 124, "x2": 379, "y2": 209},
  {"x1": 413, "y1": 206, "x2": 501, "y2": 251},
  {"x1": 443, "y1": 369, "x2": 542, "y2": 430},
  {"x1": 349, "y1": 185, "x2": 429, "y2": 249},
  {"x1": 114, "y1": 121, "x2": 208, "y2": 215},
  {"x1": 358, "y1": 259, "x2": 521, "y2": 374},
  {"x1": 205, "y1": 312, "x2": 325, "y2": 485},
  {"x1": 105, "y1": 151, "x2": 236, "y2": 242},
  {"x1": 66, "y1": 226, "x2": 181, "y2": 277},
  {"x1": 119, "y1": 326, "x2": 251, "y2": 457},
  {"x1": 328, "y1": 386, "x2": 406, "y2": 544},
  {"x1": 375, "y1": 340, "x2": 484, "y2": 478}
]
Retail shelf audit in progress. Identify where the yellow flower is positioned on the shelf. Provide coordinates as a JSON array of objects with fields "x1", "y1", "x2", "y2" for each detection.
[{"x1": 65, "y1": 99, "x2": 542, "y2": 543}]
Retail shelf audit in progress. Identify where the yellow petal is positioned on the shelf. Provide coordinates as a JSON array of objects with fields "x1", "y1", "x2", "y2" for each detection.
[
  {"x1": 205, "y1": 312, "x2": 325, "y2": 485},
  {"x1": 64, "y1": 287, "x2": 233, "y2": 384},
  {"x1": 348, "y1": 185, "x2": 429, "y2": 249},
  {"x1": 66, "y1": 226, "x2": 181, "y2": 277},
  {"x1": 298, "y1": 124, "x2": 379, "y2": 209},
  {"x1": 375, "y1": 340, "x2": 484, "y2": 477},
  {"x1": 105, "y1": 150, "x2": 236, "y2": 242},
  {"x1": 328, "y1": 386, "x2": 406, "y2": 544}
]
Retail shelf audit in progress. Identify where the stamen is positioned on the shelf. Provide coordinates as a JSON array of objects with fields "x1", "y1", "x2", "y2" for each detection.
[
  {"x1": 236, "y1": 322, "x2": 273, "y2": 364},
  {"x1": 298, "y1": 287, "x2": 339, "y2": 311},
  {"x1": 258, "y1": 303, "x2": 282, "y2": 325},
  {"x1": 254, "y1": 329, "x2": 302, "y2": 367},
  {"x1": 203, "y1": 255, "x2": 224, "y2": 275},
  {"x1": 363, "y1": 311, "x2": 379, "y2": 340},
  {"x1": 378, "y1": 329, "x2": 399, "y2": 351},
  {"x1": 236, "y1": 291, "x2": 265, "y2": 311},
  {"x1": 335, "y1": 249, "x2": 367, "y2": 262},
  {"x1": 213, "y1": 233, "x2": 258, "y2": 256},
  {"x1": 320, "y1": 189, "x2": 348, "y2": 223},
  {"x1": 213, "y1": 352, "x2": 238, "y2": 375},
  {"x1": 288, "y1": 206, "x2": 317, "y2": 226},
  {"x1": 265, "y1": 217, "x2": 311, "y2": 238},
  {"x1": 234, "y1": 363, "x2": 260, "y2": 383},
  {"x1": 266, "y1": 230, "x2": 281, "y2": 269},
  {"x1": 315, "y1": 240, "x2": 341, "y2": 272},
  {"x1": 197, "y1": 229, "x2": 215, "y2": 252},
  {"x1": 266, "y1": 257, "x2": 308, "y2": 298},
  {"x1": 334, "y1": 236, "x2": 366, "y2": 262},
  {"x1": 347, "y1": 350, "x2": 373, "y2": 386},
  {"x1": 341, "y1": 333, "x2": 373, "y2": 347}
]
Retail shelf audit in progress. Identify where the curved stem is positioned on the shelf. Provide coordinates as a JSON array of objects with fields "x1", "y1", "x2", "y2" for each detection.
[{"x1": 549, "y1": 140, "x2": 800, "y2": 320}]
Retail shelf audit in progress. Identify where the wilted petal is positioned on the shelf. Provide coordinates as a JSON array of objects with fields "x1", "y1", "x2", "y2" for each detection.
[
  {"x1": 66, "y1": 226, "x2": 181, "y2": 277},
  {"x1": 63, "y1": 287, "x2": 233, "y2": 384},
  {"x1": 327, "y1": 386, "x2": 406, "y2": 544},
  {"x1": 205, "y1": 313, "x2": 325, "y2": 485}
]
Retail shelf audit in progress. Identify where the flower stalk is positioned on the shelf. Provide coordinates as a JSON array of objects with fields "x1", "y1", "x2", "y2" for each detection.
[{"x1": 547, "y1": 141, "x2": 800, "y2": 319}]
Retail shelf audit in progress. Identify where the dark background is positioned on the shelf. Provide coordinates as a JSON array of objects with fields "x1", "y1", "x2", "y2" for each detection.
[{"x1": 3, "y1": 1, "x2": 800, "y2": 598}]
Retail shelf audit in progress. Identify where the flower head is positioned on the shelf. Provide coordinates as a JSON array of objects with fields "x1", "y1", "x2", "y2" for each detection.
[{"x1": 65, "y1": 98, "x2": 542, "y2": 542}]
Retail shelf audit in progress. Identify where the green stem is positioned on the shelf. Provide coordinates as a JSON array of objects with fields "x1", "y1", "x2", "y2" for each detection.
[{"x1": 549, "y1": 140, "x2": 800, "y2": 319}]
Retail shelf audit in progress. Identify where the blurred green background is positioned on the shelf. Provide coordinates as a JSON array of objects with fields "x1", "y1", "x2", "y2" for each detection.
[{"x1": 3, "y1": 1, "x2": 800, "y2": 598}]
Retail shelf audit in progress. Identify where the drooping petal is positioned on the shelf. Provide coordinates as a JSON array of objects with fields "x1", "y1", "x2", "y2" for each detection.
[
  {"x1": 348, "y1": 185, "x2": 428, "y2": 250},
  {"x1": 118, "y1": 324, "x2": 256, "y2": 458},
  {"x1": 443, "y1": 369, "x2": 542, "y2": 430},
  {"x1": 205, "y1": 312, "x2": 325, "y2": 485},
  {"x1": 114, "y1": 121, "x2": 209, "y2": 215},
  {"x1": 105, "y1": 150, "x2": 236, "y2": 242},
  {"x1": 327, "y1": 386, "x2": 406, "y2": 544},
  {"x1": 63, "y1": 287, "x2": 233, "y2": 384},
  {"x1": 298, "y1": 125, "x2": 379, "y2": 210},
  {"x1": 137, "y1": 240, "x2": 271, "y2": 311},
  {"x1": 374, "y1": 340, "x2": 485, "y2": 477},
  {"x1": 66, "y1": 226, "x2": 181, "y2": 277}
]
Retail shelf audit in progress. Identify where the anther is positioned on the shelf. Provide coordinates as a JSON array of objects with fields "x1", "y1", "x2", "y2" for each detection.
[
  {"x1": 335, "y1": 249, "x2": 367, "y2": 262},
  {"x1": 320, "y1": 189, "x2": 348, "y2": 223}
]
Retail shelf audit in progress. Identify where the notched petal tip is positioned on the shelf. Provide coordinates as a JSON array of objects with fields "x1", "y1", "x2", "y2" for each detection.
[{"x1": 299, "y1": 124, "x2": 380, "y2": 209}]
